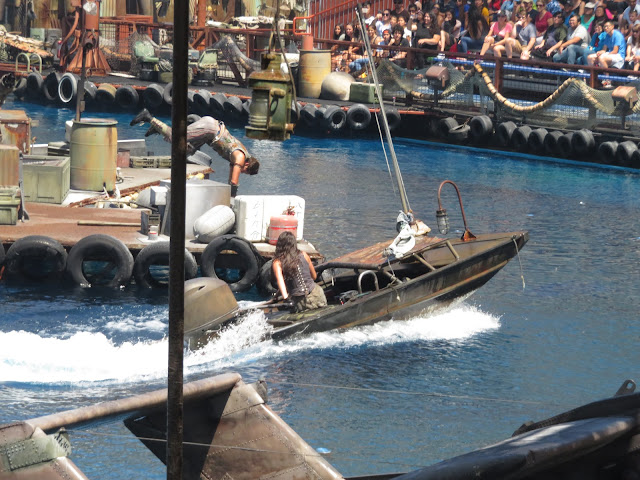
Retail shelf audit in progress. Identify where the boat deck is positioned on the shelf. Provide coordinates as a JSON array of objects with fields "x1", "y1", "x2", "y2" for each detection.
[{"x1": 329, "y1": 234, "x2": 445, "y2": 266}]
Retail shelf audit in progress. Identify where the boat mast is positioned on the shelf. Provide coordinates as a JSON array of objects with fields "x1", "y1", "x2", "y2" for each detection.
[
  {"x1": 167, "y1": 0, "x2": 189, "y2": 476},
  {"x1": 355, "y1": 2, "x2": 411, "y2": 215}
]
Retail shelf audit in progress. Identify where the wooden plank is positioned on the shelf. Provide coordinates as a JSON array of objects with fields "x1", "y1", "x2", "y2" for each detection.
[{"x1": 329, "y1": 234, "x2": 443, "y2": 267}]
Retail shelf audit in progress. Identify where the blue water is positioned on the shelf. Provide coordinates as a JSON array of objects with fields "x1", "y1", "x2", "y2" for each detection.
[{"x1": 1, "y1": 98, "x2": 639, "y2": 478}]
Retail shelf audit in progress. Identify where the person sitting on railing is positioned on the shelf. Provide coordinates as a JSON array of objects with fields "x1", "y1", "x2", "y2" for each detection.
[
  {"x1": 414, "y1": 11, "x2": 441, "y2": 64},
  {"x1": 389, "y1": 24, "x2": 411, "y2": 66},
  {"x1": 587, "y1": 20, "x2": 626, "y2": 69},
  {"x1": 581, "y1": 20, "x2": 606, "y2": 63},
  {"x1": 479, "y1": 10, "x2": 514, "y2": 55},
  {"x1": 531, "y1": 11, "x2": 567, "y2": 58},
  {"x1": 551, "y1": 13, "x2": 590, "y2": 63},
  {"x1": 505, "y1": 10, "x2": 537, "y2": 57},
  {"x1": 459, "y1": 5, "x2": 491, "y2": 51},
  {"x1": 626, "y1": 24, "x2": 640, "y2": 69}
]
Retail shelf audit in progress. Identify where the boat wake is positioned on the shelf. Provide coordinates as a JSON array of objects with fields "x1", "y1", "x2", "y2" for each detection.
[{"x1": 0, "y1": 304, "x2": 500, "y2": 385}]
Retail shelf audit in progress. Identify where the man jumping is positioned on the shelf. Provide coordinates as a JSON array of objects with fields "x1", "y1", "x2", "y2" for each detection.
[{"x1": 130, "y1": 109, "x2": 259, "y2": 197}]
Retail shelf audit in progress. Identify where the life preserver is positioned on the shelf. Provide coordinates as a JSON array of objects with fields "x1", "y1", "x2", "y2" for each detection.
[
  {"x1": 510, "y1": 126, "x2": 530, "y2": 152},
  {"x1": 572, "y1": 129, "x2": 595, "y2": 155},
  {"x1": 544, "y1": 131, "x2": 563, "y2": 156},
  {"x1": 469, "y1": 115, "x2": 493, "y2": 144},
  {"x1": 96, "y1": 83, "x2": 116, "y2": 106},
  {"x1": 323, "y1": 105, "x2": 347, "y2": 131},
  {"x1": 301, "y1": 104, "x2": 317, "y2": 127},
  {"x1": 615, "y1": 141, "x2": 636, "y2": 166},
  {"x1": 163, "y1": 82, "x2": 173, "y2": 105},
  {"x1": 57, "y1": 72, "x2": 78, "y2": 105},
  {"x1": 210, "y1": 93, "x2": 227, "y2": 117},
  {"x1": 437, "y1": 117, "x2": 458, "y2": 138},
  {"x1": 557, "y1": 132, "x2": 574, "y2": 158},
  {"x1": 194, "y1": 89, "x2": 212, "y2": 114},
  {"x1": 598, "y1": 141, "x2": 618, "y2": 164},
  {"x1": 42, "y1": 71, "x2": 62, "y2": 102},
  {"x1": 495, "y1": 121, "x2": 516, "y2": 146},
  {"x1": 380, "y1": 107, "x2": 401, "y2": 131},
  {"x1": 5, "y1": 236, "x2": 67, "y2": 280},
  {"x1": 187, "y1": 114, "x2": 201, "y2": 125},
  {"x1": 133, "y1": 242, "x2": 198, "y2": 288},
  {"x1": 200, "y1": 235, "x2": 260, "y2": 292},
  {"x1": 26, "y1": 71, "x2": 43, "y2": 97},
  {"x1": 257, "y1": 259, "x2": 278, "y2": 295},
  {"x1": 447, "y1": 124, "x2": 470, "y2": 142},
  {"x1": 83, "y1": 81, "x2": 97, "y2": 104},
  {"x1": 346, "y1": 103, "x2": 371, "y2": 130},
  {"x1": 115, "y1": 85, "x2": 139, "y2": 110},
  {"x1": 223, "y1": 95, "x2": 243, "y2": 119},
  {"x1": 13, "y1": 77, "x2": 27, "y2": 99},
  {"x1": 142, "y1": 83, "x2": 164, "y2": 109},
  {"x1": 527, "y1": 128, "x2": 548, "y2": 154},
  {"x1": 66, "y1": 234, "x2": 134, "y2": 288}
]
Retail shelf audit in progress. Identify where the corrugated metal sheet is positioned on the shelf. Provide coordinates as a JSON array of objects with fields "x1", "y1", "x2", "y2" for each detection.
[
  {"x1": 100, "y1": 0, "x2": 117, "y2": 18},
  {"x1": 309, "y1": 0, "x2": 390, "y2": 40}
]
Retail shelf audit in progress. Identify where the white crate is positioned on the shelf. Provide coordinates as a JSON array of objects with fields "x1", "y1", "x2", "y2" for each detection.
[{"x1": 234, "y1": 195, "x2": 305, "y2": 242}]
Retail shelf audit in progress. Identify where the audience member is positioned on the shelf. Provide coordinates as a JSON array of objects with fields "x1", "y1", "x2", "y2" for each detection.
[
  {"x1": 581, "y1": 20, "x2": 606, "y2": 62},
  {"x1": 505, "y1": 10, "x2": 537, "y2": 57},
  {"x1": 349, "y1": 23, "x2": 381, "y2": 76},
  {"x1": 397, "y1": 15, "x2": 414, "y2": 42},
  {"x1": 480, "y1": 10, "x2": 514, "y2": 55},
  {"x1": 415, "y1": 11, "x2": 441, "y2": 64},
  {"x1": 392, "y1": 0, "x2": 411, "y2": 22},
  {"x1": 587, "y1": 20, "x2": 626, "y2": 68},
  {"x1": 552, "y1": 13, "x2": 590, "y2": 63},
  {"x1": 545, "y1": 0, "x2": 563, "y2": 15},
  {"x1": 532, "y1": 11, "x2": 567, "y2": 57},
  {"x1": 534, "y1": 0, "x2": 553, "y2": 39},
  {"x1": 620, "y1": 0, "x2": 640, "y2": 27},
  {"x1": 330, "y1": 24, "x2": 348, "y2": 71},
  {"x1": 626, "y1": 24, "x2": 640, "y2": 69},
  {"x1": 377, "y1": 9, "x2": 393, "y2": 36},
  {"x1": 500, "y1": 0, "x2": 516, "y2": 18},
  {"x1": 389, "y1": 24, "x2": 410, "y2": 66},
  {"x1": 440, "y1": 7, "x2": 462, "y2": 49},
  {"x1": 581, "y1": 2, "x2": 595, "y2": 30},
  {"x1": 460, "y1": 5, "x2": 491, "y2": 51}
]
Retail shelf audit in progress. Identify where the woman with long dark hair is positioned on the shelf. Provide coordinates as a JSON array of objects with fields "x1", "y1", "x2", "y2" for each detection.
[
  {"x1": 459, "y1": 6, "x2": 490, "y2": 52},
  {"x1": 273, "y1": 231, "x2": 327, "y2": 312}
]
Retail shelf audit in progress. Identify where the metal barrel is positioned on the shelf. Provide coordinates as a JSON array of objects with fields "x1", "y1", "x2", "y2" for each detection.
[
  {"x1": 298, "y1": 50, "x2": 330, "y2": 99},
  {"x1": 69, "y1": 119, "x2": 117, "y2": 191}
]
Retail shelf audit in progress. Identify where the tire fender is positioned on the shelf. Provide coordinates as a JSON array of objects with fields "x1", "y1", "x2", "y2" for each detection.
[
  {"x1": 96, "y1": 83, "x2": 116, "y2": 105},
  {"x1": 210, "y1": 93, "x2": 227, "y2": 117},
  {"x1": 66, "y1": 234, "x2": 134, "y2": 288},
  {"x1": 193, "y1": 89, "x2": 212, "y2": 114},
  {"x1": 115, "y1": 85, "x2": 140, "y2": 110},
  {"x1": 615, "y1": 141, "x2": 636, "y2": 166},
  {"x1": 447, "y1": 124, "x2": 470, "y2": 142},
  {"x1": 380, "y1": 107, "x2": 401, "y2": 131},
  {"x1": 163, "y1": 82, "x2": 173, "y2": 105},
  {"x1": 242, "y1": 99, "x2": 252, "y2": 117},
  {"x1": 143, "y1": 83, "x2": 165, "y2": 109},
  {"x1": 5, "y1": 235, "x2": 67, "y2": 280},
  {"x1": 495, "y1": 121, "x2": 517, "y2": 146},
  {"x1": 133, "y1": 242, "x2": 197, "y2": 288},
  {"x1": 572, "y1": 129, "x2": 595, "y2": 155},
  {"x1": 200, "y1": 235, "x2": 261, "y2": 292},
  {"x1": 83, "y1": 81, "x2": 97, "y2": 103},
  {"x1": 57, "y1": 72, "x2": 79, "y2": 105},
  {"x1": 544, "y1": 130, "x2": 564, "y2": 156},
  {"x1": 323, "y1": 105, "x2": 347, "y2": 131},
  {"x1": 346, "y1": 103, "x2": 371, "y2": 130},
  {"x1": 26, "y1": 71, "x2": 43, "y2": 97},
  {"x1": 598, "y1": 140, "x2": 618, "y2": 164},
  {"x1": 289, "y1": 101, "x2": 302, "y2": 123},
  {"x1": 257, "y1": 259, "x2": 278, "y2": 295},
  {"x1": 301, "y1": 104, "x2": 318, "y2": 127},
  {"x1": 437, "y1": 117, "x2": 458, "y2": 138},
  {"x1": 511, "y1": 125, "x2": 532, "y2": 152},
  {"x1": 557, "y1": 132, "x2": 575, "y2": 158},
  {"x1": 42, "y1": 71, "x2": 62, "y2": 102},
  {"x1": 469, "y1": 115, "x2": 493, "y2": 143},
  {"x1": 223, "y1": 95, "x2": 243, "y2": 118},
  {"x1": 630, "y1": 147, "x2": 640, "y2": 169}
]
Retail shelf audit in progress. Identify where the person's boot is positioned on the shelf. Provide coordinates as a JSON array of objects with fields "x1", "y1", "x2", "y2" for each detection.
[
  {"x1": 230, "y1": 184, "x2": 238, "y2": 198},
  {"x1": 130, "y1": 108, "x2": 153, "y2": 126}
]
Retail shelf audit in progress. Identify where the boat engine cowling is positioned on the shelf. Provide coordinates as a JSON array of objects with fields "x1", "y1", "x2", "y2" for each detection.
[{"x1": 184, "y1": 277, "x2": 238, "y2": 337}]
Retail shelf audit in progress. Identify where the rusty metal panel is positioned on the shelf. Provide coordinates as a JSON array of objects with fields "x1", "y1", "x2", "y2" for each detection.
[
  {"x1": 330, "y1": 235, "x2": 442, "y2": 266},
  {"x1": 0, "y1": 145, "x2": 20, "y2": 186},
  {"x1": 0, "y1": 110, "x2": 31, "y2": 154}
]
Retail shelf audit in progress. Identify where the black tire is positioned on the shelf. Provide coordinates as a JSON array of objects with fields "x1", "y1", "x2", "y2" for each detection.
[
  {"x1": 437, "y1": 117, "x2": 458, "y2": 138},
  {"x1": 323, "y1": 105, "x2": 347, "y2": 131},
  {"x1": 557, "y1": 132, "x2": 575, "y2": 158},
  {"x1": 143, "y1": 83, "x2": 164, "y2": 109},
  {"x1": 469, "y1": 115, "x2": 493, "y2": 144},
  {"x1": 133, "y1": 242, "x2": 197, "y2": 288},
  {"x1": 96, "y1": 83, "x2": 116, "y2": 105},
  {"x1": 598, "y1": 141, "x2": 618, "y2": 164},
  {"x1": 301, "y1": 104, "x2": 318, "y2": 127},
  {"x1": 200, "y1": 235, "x2": 260, "y2": 292},
  {"x1": 346, "y1": 103, "x2": 371, "y2": 130},
  {"x1": 57, "y1": 72, "x2": 78, "y2": 105},
  {"x1": 256, "y1": 259, "x2": 278, "y2": 295},
  {"x1": 83, "y1": 81, "x2": 97, "y2": 103},
  {"x1": 115, "y1": 85, "x2": 140, "y2": 110},
  {"x1": 66, "y1": 234, "x2": 134, "y2": 288},
  {"x1": 315, "y1": 107, "x2": 326, "y2": 124},
  {"x1": 26, "y1": 71, "x2": 43, "y2": 98},
  {"x1": 163, "y1": 82, "x2": 173, "y2": 105},
  {"x1": 289, "y1": 101, "x2": 301, "y2": 123},
  {"x1": 544, "y1": 130, "x2": 564, "y2": 156},
  {"x1": 447, "y1": 124, "x2": 470, "y2": 142},
  {"x1": 527, "y1": 128, "x2": 548, "y2": 154},
  {"x1": 42, "y1": 71, "x2": 62, "y2": 102},
  {"x1": 13, "y1": 77, "x2": 27, "y2": 99},
  {"x1": 193, "y1": 89, "x2": 212, "y2": 114},
  {"x1": 495, "y1": 121, "x2": 517, "y2": 146},
  {"x1": 187, "y1": 90, "x2": 197, "y2": 113},
  {"x1": 572, "y1": 129, "x2": 595, "y2": 155},
  {"x1": 511, "y1": 125, "x2": 532, "y2": 152},
  {"x1": 210, "y1": 93, "x2": 227, "y2": 117},
  {"x1": 630, "y1": 148, "x2": 640, "y2": 169},
  {"x1": 615, "y1": 141, "x2": 636, "y2": 167},
  {"x1": 223, "y1": 95, "x2": 243, "y2": 119},
  {"x1": 5, "y1": 235, "x2": 67, "y2": 280},
  {"x1": 380, "y1": 107, "x2": 401, "y2": 131},
  {"x1": 243, "y1": 99, "x2": 252, "y2": 117}
]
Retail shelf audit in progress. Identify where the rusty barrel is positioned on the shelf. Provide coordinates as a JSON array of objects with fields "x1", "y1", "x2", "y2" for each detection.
[
  {"x1": 298, "y1": 50, "x2": 331, "y2": 99},
  {"x1": 70, "y1": 119, "x2": 117, "y2": 191}
]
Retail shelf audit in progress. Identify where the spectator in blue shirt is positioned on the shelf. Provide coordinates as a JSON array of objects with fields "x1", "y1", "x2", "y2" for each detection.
[{"x1": 587, "y1": 20, "x2": 627, "y2": 68}]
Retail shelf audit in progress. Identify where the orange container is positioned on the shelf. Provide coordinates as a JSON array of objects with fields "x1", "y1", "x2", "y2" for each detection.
[{"x1": 267, "y1": 215, "x2": 298, "y2": 245}]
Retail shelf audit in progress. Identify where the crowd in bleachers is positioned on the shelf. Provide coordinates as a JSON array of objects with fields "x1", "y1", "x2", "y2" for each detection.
[{"x1": 329, "y1": 0, "x2": 640, "y2": 80}]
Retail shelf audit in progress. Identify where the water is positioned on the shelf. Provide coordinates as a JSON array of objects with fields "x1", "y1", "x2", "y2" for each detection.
[{"x1": 1, "y1": 99, "x2": 639, "y2": 477}]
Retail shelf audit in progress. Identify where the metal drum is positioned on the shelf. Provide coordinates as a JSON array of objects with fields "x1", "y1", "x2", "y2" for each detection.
[
  {"x1": 69, "y1": 119, "x2": 117, "y2": 191},
  {"x1": 298, "y1": 50, "x2": 330, "y2": 99}
]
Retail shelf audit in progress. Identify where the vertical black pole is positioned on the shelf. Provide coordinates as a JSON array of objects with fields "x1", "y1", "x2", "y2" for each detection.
[{"x1": 167, "y1": 0, "x2": 188, "y2": 476}]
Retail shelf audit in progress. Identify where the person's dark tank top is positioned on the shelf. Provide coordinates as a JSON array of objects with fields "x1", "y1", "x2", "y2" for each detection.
[{"x1": 287, "y1": 253, "x2": 316, "y2": 297}]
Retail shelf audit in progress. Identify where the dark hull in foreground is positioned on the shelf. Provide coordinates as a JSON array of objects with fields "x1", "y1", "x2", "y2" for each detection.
[
  {"x1": 2, "y1": 375, "x2": 638, "y2": 480},
  {"x1": 185, "y1": 230, "x2": 529, "y2": 345}
]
